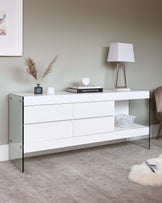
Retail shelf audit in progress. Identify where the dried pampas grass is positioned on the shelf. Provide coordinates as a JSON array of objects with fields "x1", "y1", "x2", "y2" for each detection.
[
  {"x1": 42, "y1": 55, "x2": 59, "y2": 78},
  {"x1": 25, "y1": 57, "x2": 37, "y2": 80},
  {"x1": 25, "y1": 55, "x2": 59, "y2": 82}
]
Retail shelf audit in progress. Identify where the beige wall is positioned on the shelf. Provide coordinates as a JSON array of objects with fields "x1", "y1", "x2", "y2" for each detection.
[{"x1": 0, "y1": 0, "x2": 162, "y2": 145}]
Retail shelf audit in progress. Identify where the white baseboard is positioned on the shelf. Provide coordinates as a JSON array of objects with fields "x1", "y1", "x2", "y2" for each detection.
[
  {"x1": 0, "y1": 124, "x2": 160, "y2": 162},
  {"x1": 0, "y1": 145, "x2": 9, "y2": 161},
  {"x1": 0, "y1": 139, "x2": 128, "y2": 161}
]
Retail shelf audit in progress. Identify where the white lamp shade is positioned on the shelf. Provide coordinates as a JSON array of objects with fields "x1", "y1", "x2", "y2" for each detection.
[{"x1": 107, "y1": 42, "x2": 135, "y2": 63}]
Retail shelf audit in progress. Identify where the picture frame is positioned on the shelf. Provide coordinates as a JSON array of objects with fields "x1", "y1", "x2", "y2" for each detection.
[{"x1": 0, "y1": 0, "x2": 23, "y2": 56}]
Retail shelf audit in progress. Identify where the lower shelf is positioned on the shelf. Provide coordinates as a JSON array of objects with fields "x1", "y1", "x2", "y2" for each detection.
[
  {"x1": 115, "y1": 124, "x2": 149, "y2": 138},
  {"x1": 24, "y1": 124, "x2": 149, "y2": 153}
]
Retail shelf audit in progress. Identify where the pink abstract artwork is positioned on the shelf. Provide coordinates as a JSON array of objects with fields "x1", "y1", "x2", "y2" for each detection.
[{"x1": 0, "y1": 10, "x2": 6, "y2": 35}]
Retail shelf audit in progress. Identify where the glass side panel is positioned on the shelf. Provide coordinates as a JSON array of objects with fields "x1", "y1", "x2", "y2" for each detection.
[
  {"x1": 129, "y1": 97, "x2": 150, "y2": 149},
  {"x1": 9, "y1": 94, "x2": 24, "y2": 172}
]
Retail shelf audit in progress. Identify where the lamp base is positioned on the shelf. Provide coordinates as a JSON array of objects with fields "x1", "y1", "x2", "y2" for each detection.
[{"x1": 114, "y1": 87, "x2": 131, "y2": 91}]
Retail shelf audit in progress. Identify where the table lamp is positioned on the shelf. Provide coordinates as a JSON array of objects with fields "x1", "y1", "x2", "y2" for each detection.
[{"x1": 107, "y1": 42, "x2": 135, "y2": 90}]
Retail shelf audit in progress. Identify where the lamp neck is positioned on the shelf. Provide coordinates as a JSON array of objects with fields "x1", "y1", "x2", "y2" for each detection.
[{"x1": 117, "y1": 62, "x2": 125, "y2": 66}]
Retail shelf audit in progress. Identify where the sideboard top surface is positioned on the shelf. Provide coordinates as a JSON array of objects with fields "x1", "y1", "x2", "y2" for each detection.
[{"x1": 10, "y1": 89, "x2": 150, "y2": 106}]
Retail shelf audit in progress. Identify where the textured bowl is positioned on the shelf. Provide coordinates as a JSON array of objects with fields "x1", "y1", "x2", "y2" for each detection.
[{"x1": 115, "y1": 114, "x2": 136, "y2": 128}]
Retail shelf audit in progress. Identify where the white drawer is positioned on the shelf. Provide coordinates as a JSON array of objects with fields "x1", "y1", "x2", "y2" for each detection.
[
  {"x1": 24, "y1": 120, "x2": 73, "y2": 151},
  {"x1": 74, "y1": 116, "x2": 114, "y2": 136},
  {"x1": 74, "y1": 101, "x2": 114, "y2": 119},
  {"x1": 24, "y1": 104, "x2": 73, "y2": 124}
]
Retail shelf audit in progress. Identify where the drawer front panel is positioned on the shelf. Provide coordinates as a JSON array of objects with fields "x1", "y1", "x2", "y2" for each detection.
[
  {"x1": 74, "y1": 116, "x2": 114, "y2": 136},
  {"x1": 24, "y1": 104, "x2": 73, "y2": 124},
  {"x1": 74, "y1": 101, "x2": 114, "y2": 119},
  {"x1": 24, "y1": 120, "x2": 73, "y2": 146}
]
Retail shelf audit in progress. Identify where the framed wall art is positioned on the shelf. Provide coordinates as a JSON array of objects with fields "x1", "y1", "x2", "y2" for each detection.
[{"x1": 0, "y1": 0, "x2": 23, "y2": 56}]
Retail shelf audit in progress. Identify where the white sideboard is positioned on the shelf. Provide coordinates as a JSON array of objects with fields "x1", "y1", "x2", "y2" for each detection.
[{"x1": 9, "y1": 90, "x2": 150, "y2": 172}]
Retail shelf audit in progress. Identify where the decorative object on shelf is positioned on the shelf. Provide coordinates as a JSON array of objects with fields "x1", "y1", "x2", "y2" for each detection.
[
  {"x1": 115, "y1": 114, "x2": 136, "y2": 128},
  {"x1": 81, "y1": 78, "x2": 90, "y2": 86},
  {"x1": 0, "y1": 0, "x2": 23, "y2": 56},
  {"x1": 107, "y1": 42, "x2": 135, "y2": 90},
  {"x1": 34, "y1": 84, "x2": 43, "y2": 94},
  {"x1": 47, "y1": 87, "x2": 55, "y2": 95},
  {"x1": 67, "y1": 85, "x2": 103, "y2": 93},
  {"x1": 67, "y1": 77, "x2": 103, "y2": 93},
  {"x1": 25, "y1": 55, "x2": 59, "y2": 94},
  {"x1": 129, "y1": 154, "x2": 162, "y2": 186}
]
